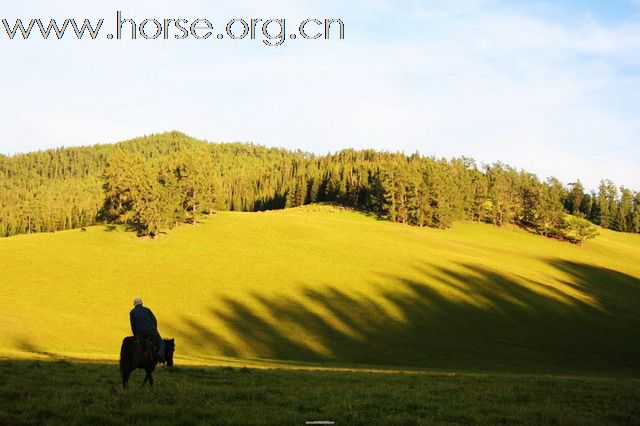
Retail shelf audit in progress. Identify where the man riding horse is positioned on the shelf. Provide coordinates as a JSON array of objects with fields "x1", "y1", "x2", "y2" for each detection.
[{"x1": 130, "y1": 298, "x2": 165, "y2": 363}]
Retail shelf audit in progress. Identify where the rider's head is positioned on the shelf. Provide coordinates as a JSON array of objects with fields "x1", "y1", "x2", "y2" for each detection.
[{"x1": 133, "y1": 297, "x2": 143, "y2": 306}]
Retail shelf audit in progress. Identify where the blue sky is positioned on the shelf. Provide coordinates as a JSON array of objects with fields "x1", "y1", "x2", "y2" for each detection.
[{"x1": 1, "y1": 0, "x2": 639, "y2": 189}]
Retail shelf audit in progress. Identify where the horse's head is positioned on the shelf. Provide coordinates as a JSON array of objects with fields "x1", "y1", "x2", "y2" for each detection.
[{"x1": 164, "y1": 338, "x2": 175, "y2": 367}]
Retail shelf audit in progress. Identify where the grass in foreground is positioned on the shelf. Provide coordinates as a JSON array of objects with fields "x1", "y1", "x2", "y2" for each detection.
[{"x1": 1, "y1": 360, "x2": 639, "y2": 425}]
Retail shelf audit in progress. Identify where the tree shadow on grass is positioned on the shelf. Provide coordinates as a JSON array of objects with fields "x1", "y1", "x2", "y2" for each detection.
[
  {"x1": 103, "y1": 225, "x2": 117, "y2": 232},
  {"x1": 168, "y1": 260, "x2": 640, "y2": 375},
  {"x1": 12, "y1": 337, "x2": 65, "y2": 360}
]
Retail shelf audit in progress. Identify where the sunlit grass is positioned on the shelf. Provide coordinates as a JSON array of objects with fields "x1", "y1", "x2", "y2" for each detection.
[{"x1": 1, "y1": 204, "x2": 639, "y2": 375}]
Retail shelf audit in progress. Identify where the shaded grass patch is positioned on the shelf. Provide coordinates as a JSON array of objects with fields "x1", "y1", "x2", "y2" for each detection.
[{"x1": 1, "y1": 360, "x2": 639, "y2": 425}]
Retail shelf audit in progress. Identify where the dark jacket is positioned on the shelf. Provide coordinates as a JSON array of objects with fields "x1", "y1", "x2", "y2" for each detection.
[{"x1": 130, "y1": 305, "x2": 158, "y2": 336}]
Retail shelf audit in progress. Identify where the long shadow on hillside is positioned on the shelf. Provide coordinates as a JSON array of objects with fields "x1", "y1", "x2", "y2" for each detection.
[
  {"x1": 167, "y1": 260, "x2": 640, "y2": 375},
  {"x1": 11, "y1": 337, "x2": 65, "y2": 360}
]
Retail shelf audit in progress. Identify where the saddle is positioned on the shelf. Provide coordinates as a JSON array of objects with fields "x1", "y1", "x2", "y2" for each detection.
[
  {"x1": 134, "y1": 335, "x2": 164, "y2": 364},
  {"x1": 134, "y1": 336, "x2": 156, "y2": 356}
]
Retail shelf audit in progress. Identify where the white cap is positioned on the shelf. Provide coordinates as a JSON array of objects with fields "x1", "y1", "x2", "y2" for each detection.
[{"x1": 133, "y1": 297, "x2": 143, "y2": 306}]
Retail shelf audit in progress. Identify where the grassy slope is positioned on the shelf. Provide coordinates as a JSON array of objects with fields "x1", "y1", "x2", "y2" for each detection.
[{"x1": 1, "y1": 204, "x2": 639, "y2": 375}]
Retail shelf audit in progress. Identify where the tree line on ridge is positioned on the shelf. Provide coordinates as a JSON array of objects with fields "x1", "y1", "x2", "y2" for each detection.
[{"x1": 1, "y1": 132, "x2": 638, "y2": 243}]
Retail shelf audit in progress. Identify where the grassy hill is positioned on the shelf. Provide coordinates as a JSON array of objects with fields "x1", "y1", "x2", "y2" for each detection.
[{"x1": 1, "y1": 204, "x2": 639, "y2": 375}]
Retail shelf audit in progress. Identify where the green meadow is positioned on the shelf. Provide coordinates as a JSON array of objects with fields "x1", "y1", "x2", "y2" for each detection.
[
  {"x1": 1, "y1": 204, "x2": 640, "y2": 373},
  {"x1": 1, "y1": 360, "x2": 639, "y2": 425},
  {"x1": 1, "y1": 204, "x2": 640, "y2": 423}
]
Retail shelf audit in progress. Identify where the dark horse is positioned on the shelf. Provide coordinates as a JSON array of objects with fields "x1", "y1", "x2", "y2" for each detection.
[{"x1": 119, "y1": 336, "x2": 175, "y2": 389}]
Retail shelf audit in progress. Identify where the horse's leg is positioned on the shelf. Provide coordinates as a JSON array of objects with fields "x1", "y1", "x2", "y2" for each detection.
[
  {"x1": 122, "y1": 368, "x2": 131, "y2": 390},
  {"x1": 142, "y1": 367, "x2": 154, "y2": 386}
]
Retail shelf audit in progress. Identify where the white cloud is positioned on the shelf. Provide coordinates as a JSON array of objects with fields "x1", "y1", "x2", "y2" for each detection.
[{"x1": 0, "y1": 1, "x2": 638, "y2": 190}]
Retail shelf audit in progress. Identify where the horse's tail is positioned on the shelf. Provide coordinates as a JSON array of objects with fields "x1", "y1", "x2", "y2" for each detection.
[{"x1": 120, "y1": 337, "x2": 131, "y2": 372}]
